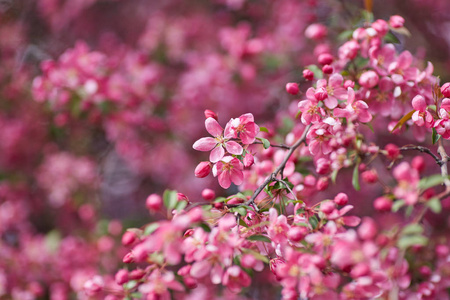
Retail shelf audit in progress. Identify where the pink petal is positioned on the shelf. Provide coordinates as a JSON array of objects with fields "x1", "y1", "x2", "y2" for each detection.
[
  {"x1": 398, "y1": 51, "x2": 412, "y2": 69},
  {"x1": 230, "y1": 169, "x2": 244, "y2": 186},
  {"x1": 333, "y1": 108, "x2": 351, "y2": 119},
  {"x1": 190, "y1": 260, "x2": 212, "y2": 278},
  {"x1": 218, "y1": 171, "x2": 231, "y2": 189},
  {"x1": 225, "y1": 141, "x2": 243, "y2": 155},
  {"x1": 193, "y1": 137, "x2": 217, "y2": 151},
  {"x1": 347, "y1": 87, "x2": 355, "y2": 104},
  {"x1": 329, "y1": 73, "x2": 343, "y2": 87},
  {"x1": 239, "y1": 113, "x2": 254, "y2": 124},
  {"x1": 210, "y1": 146, "x2": 225, "y2": 163},
  {"x1": 411, "y1": 95, "x2": 426, "y2": 111},
  {"x1": 343, "y1": 216, "x2": 361, "y2": 227},
  {"x1": 324, "y1": 96, "x2": 338, "y2": 109},
  {"x1": 309, "y1": 140, "x2": 320, "y2": 155},
  {"x1": 205, "y1": 118, "x2": 223, "y2": 137}
]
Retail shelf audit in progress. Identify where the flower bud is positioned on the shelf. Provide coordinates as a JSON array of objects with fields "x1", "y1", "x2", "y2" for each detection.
[
  {"x1": 384, "y1": 143, "x2": 400, "y2": 160},
  {"x1": 411, "y1": 156, "x2": 425, "y2": 173},
  {"x1": 441, "y1": 83, "x2": 450, "y2": 97},
  {"x1": 318, "y1": 53, "x2": 333, "y2": 65},
  {"x1": 334, "y1": 193, "x2": 348, "y2": 205},
  {"x1": 129, "y1": 269, "x2": 145, "y2": 280},
  {"x1": 201, "y1": 188, "x2": 215, "y2": 201},
  {"x1": 286, "y1": 82, "x2": 299, "y2": 95},
  {"x1": 316, "y1": 177, "x2": 329, "y2": 191},
  {"x1": 359, "y1": 70, "x2": 379, "y2": 88},
  {"x1": 177, "y1": 193, "x2": 190, "y2": 203},
  {"x1": 320, "y1": 201, "x2": 335, "y2": 214},
  {"x1": 122, "y1": 252, "x2": 134, "y2": 263},
  {"x1": 361, "y1": 170, "x2": 378, "y2": 183},
  {"x1": 322, "y1": 64, "x2": 333, "y2": 74},
  {"x1": 344, "y1": 80, "x2": 355, "y2": 89},
  {"x1": 303, "y1": 174, "x2": 316, "y2": 187},
  {"x1": 288, "y1": 226, "x2": 308, "y2": 242},
  {"x1": 374, "y1": 196, "x2": 392, "y2": 212},
  {"x1": 121, "y1": 231, "x2": 137, "y2": 246},
  {"x1": 243, "y1": 152, "x2": 254, "y2": 167},
  {"x1": 304, "y1": 23, "x2": 327, "y2": 40},
  {"x1": 372, "y1": 19, "x2": 389, "y2": 36},
  {"x1": 303, "y1": 69, "x2": 314, "y2": 81},
  {"x1": 389, "y1": 15, "x2": 405, "y2": 28},
  {"x1": 315, "y1": 158, "x2": 330, "y2": 174},
  {"x1": 146, "y1": 194, "x2": 162, "y2": 211},
  {"x1": 115, "y1": 270, "x2": 129, "y2": 285},
  {"x1": 358, "y1": 217, "x2": 377, "y2": 240},
  {"x1": 204, "y1": 109, "x2": 218, "y2": 120},
  {"x1": 194, "y1": 161, "x2": 212, "y2": 178}
]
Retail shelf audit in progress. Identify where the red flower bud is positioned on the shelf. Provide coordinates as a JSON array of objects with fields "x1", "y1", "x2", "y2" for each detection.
[
  {"x1": 115, "y1": 270, "x2": 129, "y2": 285},
  {"x1": 146, "y1": 194, "x2": 162, "y2": 211},
  {"x1": 322, "y1": 64, "x2": 333, "y2": 74},
  {"x1": 334, "y1": 193, "x2": 348, "y2": 205},
  {"x1": 373, "y1": 196, "x2": 392, "y2": 212},
  {"x1": 303, "y1": 69, "x2": 314, "y2": 81},
  {"x1": 121, "y1": 231, "x2": 137, "y2": 246},
  {"x1": 318, "y1": 53, "x2": 333, "y2": 65},
  {"x1": 194, "y1": 161, "x2": 212, "y2": 178},
  {"x1": 286, "y1": 82, "x2": 299, "y2": 95},
  {"x1": 201, "y1": 188, "x2": 215, "y2": 201},
  {"x1": 204, "y1": 109, "x2": 218, "y2": 120}
]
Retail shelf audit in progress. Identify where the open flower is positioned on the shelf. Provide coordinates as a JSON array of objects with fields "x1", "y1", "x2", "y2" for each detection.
[
  {"x1": 227, "y1": 113, "x2": 260, "y2": 144},
  {"x1": 411, "y1": 95, "x2": 433, "y2": 128},
  {"x1": 334, "y1": 87, "x2": 372, "y2": 123},
  {"x1": 193, "y1": 118, "x2": 243, "y2": 163},
  {"x1": 213, "y1": 156, "x2": 244, "y2": 189}
]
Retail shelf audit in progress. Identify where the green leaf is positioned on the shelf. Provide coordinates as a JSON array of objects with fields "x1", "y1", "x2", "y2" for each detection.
[
  {"x1": 392, "y1": 199, "x2": 405, "y2": 212},
  {"x1": 432, "y1": 128, "x2": 441, "y2": 145},
  {"x1": 242, "y1": 249, "x2": 270, "y2": 263},
  {"x1": 390, "y1": 110, "x2": 415, "y2": 133},
  {"x1": 45, "y1": 230, "x2": 61, "y2": 253},
  {"x1": 144, "y1": 223, "x2": 160, "y2": 236},
  {"x1": 123, "y1": 280, "x2": 137, "y2": 290},
  {"x1": 163, "y1": 190, "x2": 178, "y2": 211},
  {"x1": 309, "y1": 215, "x2": 319, "y2": 230},
  {"x1": 175, "y1": 200, "x2": 187, "y2": 212},
  {"x1": 397, "y1": 235, "x2": 428, "y2": 250},
  {"x1": 306, "y1": 64, "x2": 323, "y2": 79},
  {"x1": 198, "y1": 222, "x2": 211, "y2": 232},
  {"x1": 239, "y1": 219, "x2": 249, "y2": 228},
  {"x1": 259, "y1": 126, "x2": 269, "y2": 133},
  {"x1": 384, "y1": 31, "x2": 401, "y2": 44},
  {"x1": 352, "y1": 162, "x2": 360, "y2": 191},
  {"x1": 338, "y1": 30, "x2": 354, "y2": 41},
  {"x1": 331, "y1": 169, "x2": 339, "y2": 184},
  {"x1": 427, "y1": 197, "x2": 442, "y2": 214},
  {"x1": 230, "y1": 206, "x2": 247, "y2": 216},
  {"x1": 257, "y1": 137, "x2": 271, "y2": 149},
  {"x1": 130, "y1": 292, "x2": 143, "y2": 299},
  {"x1": 246, "y1": 235, "x2": 272, "y2": 243},
  {"x1": 401, "y1": 224, "x2": 424, "y2": 235},
  {"x1": 418, "y1": 174, "x2": 446, "y2": 190}
]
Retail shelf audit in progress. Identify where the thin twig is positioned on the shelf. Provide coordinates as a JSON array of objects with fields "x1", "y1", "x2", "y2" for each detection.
[
  {"x1": 253, "y1": 141, "x2": 291, "y2": 150},
  {"x1": 273, "y1": 178, "x2": 298, "y2": 201},
  {"x1": 399, "y1": 145, "x2": 443, "y2": 166},
  {"x1": 244, "y1": 125, "x2": 311, "y2": 210}
]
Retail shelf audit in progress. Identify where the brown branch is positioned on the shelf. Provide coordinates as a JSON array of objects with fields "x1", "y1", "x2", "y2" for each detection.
[
  {"x1": 244, "y1": 125, "x2": 311, "y2": 210},
  {"x1": 437, "y1": 139, "x2": 450, "y2": 188},
  {"x1": 253, "y1": 140, "x2": 291, "y2": 150},
  {"x1": 399, "y1": 145, "x2": 443, "y2": 166}
]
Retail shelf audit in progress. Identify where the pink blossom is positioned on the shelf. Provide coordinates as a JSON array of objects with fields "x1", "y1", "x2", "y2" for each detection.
[
  {"x1": 339, "y1": 40, "x2": 360, "y2": 60},
  {"x1": 434, "y1": 98, "x2": 450, "y2": 139},
  {"x1": 359, "y1": 70, "x2": 379, "y2": 88},
  {"x1": 286, "y1": 82, "x2": 299, "y2": 95},
  {"x1": 305, "y1": 23, "x2": 327, "y2": 40},
  {"x1": 227, "y1": 113, "x2": 260, "y2": 144},
  {"x1": 411, "y1": 95, "x2": 433, "y2": 127},
  {"x1": 393, "y1": 162, "x2": 420, "y2": 205},
  {"x1": 389, "y1": 15, "x2": 405, "y2": 28},
  {"x1": 315, "y1": 74, "x2": 348, "y2": 109},
  {"x1": 334, "y1": 87, "x2": 372, "y2": 123},
  {"x1": 193, "y1": 117, "x2": 243, "y2": 163},
  {"x1": 441, "y1": 83, "x2": 450, "y2": 97},
  {"x1": 213, "y1": 156, "x2": 244, "y2": 189}
]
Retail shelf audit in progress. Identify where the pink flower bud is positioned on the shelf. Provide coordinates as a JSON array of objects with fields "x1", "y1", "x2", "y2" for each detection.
[
  {"x1": 320, "y1": 201, "x2": 335, "y2": 214},
  {"x1": 303, "y1": 69, "x2": 314, "y2": 81},
  {"x1": 243, "y1": 152, "x2": 254, "y2": 167},
  {"x1": 389, "y1": 15, "x2": 405, "y2": 28},
  {"x1": 314, "y1": 87, "x2": 328, "y2": 101},
  {"x1": 412, "y1": 95, "x2": 427, "y2": 111},
  {"x1": 146, "y1": 194, "x2": 162, "y2": 211},
  {"x1": 374, "y1": 196, "x2": 392, "y2": 212},
  {"x1": 121, "y1": 231, "x2": 137, "y2": 246},
  {"x1": 188, "y1": 207, "x2": 203, "y2": 222},
  {"x1": 201, "y1": 188, "x2": 215, "y2": 201},
  {"x1": 385, "y1": 143, "x2": 400, "y2": 160},
  {"x1": 194, "y1": 161, "x2": 212, "y2": 178},
  {"x1": 115, "y1": 270, "x2": 129, "y2": 285},
  {"x1": 344, "y1": 80, "x2": 355, "y2": 89},
  {"x1": 334, "y1": 193, "x2": 348, "y2": 205},
  {"x1": 419, "y1": 266, "x2": 431, "y2": 277},
  {"x1": 316, "y1": 177, "x2": 329, "y2": 191},
  {"x1": 372, "y1": 19, "x2": 389, "y2": 36},
  {"x1": 436, "y1": 244, "x2": 449, "y2": 257},
  {"x1": 303, "y1": 174, "x2": 316, "y2": 187},
  {"x1": 129, "y1": 269, "x2": 145, "y2": 280},
  {"x1": 183, "y1": 277, "x2": 197, "y2": 289},
  {"x1": 318, "y1": 53, "x2": 333, "y2": 65},
  {"x1": 358, "y1": 217, "x2": 377, "y2": 240},
  {"x1": 122, "y1": 252, "x2": 134, "y2": 263},
  {"x1": 322, "y1": 64, "x2": 333, "y2": 74},
  {"x1": 286, "y1": 82, "x2": 299, "y2": 95},
  {"x1": 177, "y1": 193, "x2": 189, "y2": 203},
  {"x1": 304, "y1": 23, "x2": 327, "y2": 40},
  {"x1": 359, "y1": 70, "x2": 379, "y2": 88},
  {"x1": 361, "y1": 170, "x2": 378, "y2": 183},
  {"x1": 411, "y1": 156, "x2": 425, "y2": 173},
  {"x1": 204, "y1": 109, "x2": 218, "y2": 120},
  {"x1": 288, "y1": 226, "x2": 308, "y2": 242},
  {"x1": 441, "y1": 82, "x2": 450, "y2": 97},
  {"x1": 315, "y1": 158, "x2": 331, "y2": 174},
  {"x1": 214, "y1": 202, "x2": 224, "y2": 209}
]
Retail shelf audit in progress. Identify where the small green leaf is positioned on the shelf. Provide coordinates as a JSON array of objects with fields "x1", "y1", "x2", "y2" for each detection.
[
  {"x1": 230, "y1": 206, "x2": 247, "y2": 216},
  {"x1": 390, "y1": 110, "x2": 415, "y2": 133},
  {"x1": 259, "y1": 126, "x2": 269, "y2": 133},
  {"x1": 352, "y1": 162, "x2": 360, "y2": 191},
  {"x1": 123, "y1": 280, "x2": 137, "y2": 290},
  {"x1": 144, "y1": 223, "x2": 160, "y2": 236},
  {"x1": 397, "y1": 235, "x2": 428, "y2": 250},
  {"x1": 392, "y1": 199, "x2": 405, "y2": 212},
  {"x1": 432, "y1": 128, "x2": 441, "y2": 145},
  {"x1": 427, "y1": 197, "x2": 442, "y2": 214},
  {"x1": 331, "y1": 169, "x2": 339, "y2": 184},
  {"x1": 130, "y1": 292, "x2": 143, "y2": 299},
  {"x1": 175, "y1": 200, "x2": 187, "y2": 212},
  {"x1": 246, "y1": 235, "x2": 271, "y2": 243},
  {"x1": 257, "y1": 137, "x2": 271, "y2": 149},
  {"x1": 401, "y1": 224, "x2": 424, "y2": 235},
  {"x1": 418, "y1": 174, "x2": 446, "y2": 190},
  {"x1": 198, "y1": 222, "x2": 211, "y2": 232},
  {"x1": 384, "y1": 31, "x2": 401, "y2": 44},
  {"x1": 309, "y1": 215, "x2": 319, "y2": 230},
  {"x1": 163, "y1": 190, "x2": 178, "y2": 211},
  {"x1": 242, "y1": 249, "x2": 270, "y2": 263},
  {"x1": 338, "y1": 30, "x2": 354, "y2": 41},
  {"x1": 239, "y1": 219, "x2": 249, "y2": 228}
]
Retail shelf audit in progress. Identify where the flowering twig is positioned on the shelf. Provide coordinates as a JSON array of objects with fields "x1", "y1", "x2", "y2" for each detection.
[{"x1": 244, "y1": 125, "x2": 311, "y2": 209}]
